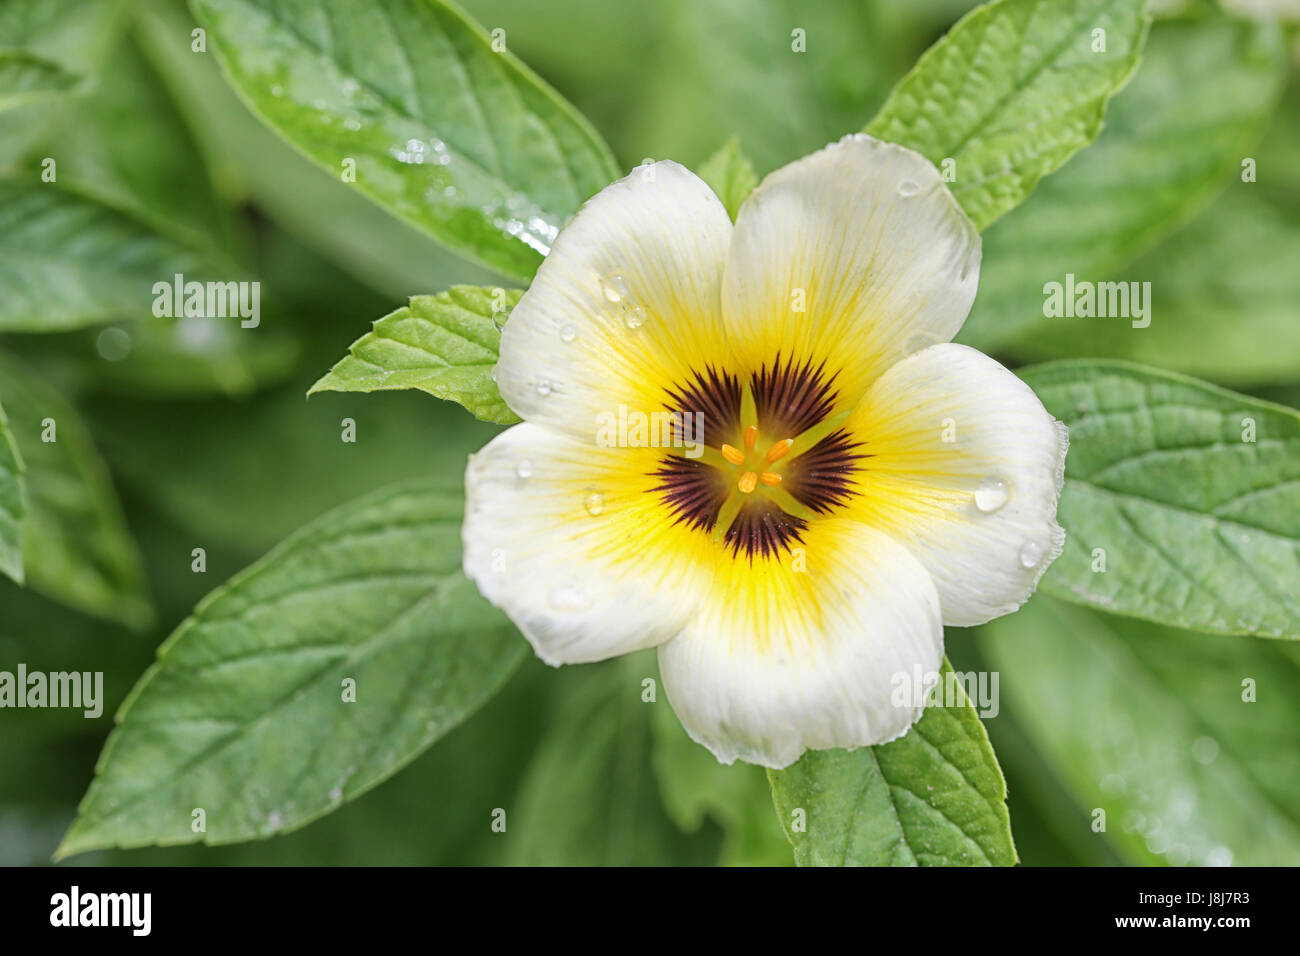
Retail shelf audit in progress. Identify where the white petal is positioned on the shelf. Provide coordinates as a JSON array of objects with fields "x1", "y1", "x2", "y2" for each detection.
[
  {"x1": 658, "y1": 519, "x2": 943, "y2": 769},
  {"x1": 843, "y1": 343, "x2": 1068, "y2": 626},
  {"x1": 722, "y1": 134, "x2": 981, "y2": 406},
  {"x1": 496, "y1": 162, "x2": 734, "y2": 440},
  {"x1": 463, "y1": 423, "x2": 710, "y2": 665}
]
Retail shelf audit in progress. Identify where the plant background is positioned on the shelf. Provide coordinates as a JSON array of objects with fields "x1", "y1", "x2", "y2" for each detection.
[{"x1": 0, "y1": 0, "x2": 1297, "y2": 866}]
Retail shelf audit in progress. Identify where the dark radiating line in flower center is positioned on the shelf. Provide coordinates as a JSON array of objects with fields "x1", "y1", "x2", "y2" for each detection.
[{"x1": 650, "y1": 356, "x2": 866, "y2": 559}]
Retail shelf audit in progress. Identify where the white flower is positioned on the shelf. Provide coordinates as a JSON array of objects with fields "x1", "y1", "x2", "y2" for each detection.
[{"x1": 463, "y1": 134, "x2": 1067, "y2": 769}]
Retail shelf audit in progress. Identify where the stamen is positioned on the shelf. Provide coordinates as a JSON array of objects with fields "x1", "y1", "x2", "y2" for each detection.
[
  {"x1": 712, "y1": 491, "x2": 745, "y2": 543},
  {"x1": 765, "y1": 438, "x2": 793, "y2": 463},
  {"x1": 787, "y1": 409, "x2": 851, "y2": 460},
  {"x1": 720, "y1": 444, "x2": 745, "y2": 466},
  {"x1": 765, "y1": 484, "x2": 817, "y2": 521},
  {"x1": 759, "y1": 471, "x2": 782, "y2": 486},
  {"x1": 740, "y1": 381, "x2": 758, "y2": 430},
  {"x1": 743, "y1": 425, "x2": 758, "y2": 450},
  {"x1": 738, "y1": 471, "x2": 757, "y2": 494}
]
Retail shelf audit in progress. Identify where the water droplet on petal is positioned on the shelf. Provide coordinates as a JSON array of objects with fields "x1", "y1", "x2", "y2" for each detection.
[
  {"x1": 897, "y1": 179, "x2": 920, "y2": 197},
  {"x1": 1019, "y1": 539, "x2": 1045, "y2": 568},
  {"x1": 623, "y1": 305, "x2": 646, "y2": 330},
  {"x1": 516, "y1": 459, "x2": 533, "y2": 479},
  {"x1": 549, "y1": 586, "x2": 591, "y2": 611},
  {"x1": 535, "y1": 380, "x2": 553, "y2": 397},
  {"x1": 973, "y1": 476, "x2": 1009, "y2": 513},
  {"x1": 559, "y1": 324, "x2": 577, "y2": 342},
  {"x1": 492, "y1": 312, "x2": 507, "y2": 331},
  {"x1": 584, "y1": 492, "x2": 605, "y2": 516},
  {"x1": 601, "y1": 273, "x2": 630, "y2": 304}
]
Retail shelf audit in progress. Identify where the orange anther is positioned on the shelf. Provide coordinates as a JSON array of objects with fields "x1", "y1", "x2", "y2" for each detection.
[
  {"x1": 765, "y1": 438, "x2": 794, "y2": 463},
  {"x1": 721, "y1": 444, "x2": 745, "y2": 466}
]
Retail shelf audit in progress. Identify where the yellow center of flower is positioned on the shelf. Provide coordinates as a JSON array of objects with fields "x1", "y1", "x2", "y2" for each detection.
[
  {"x1": 651, "y1": 358, "x2": 866, "y2": 559},
  {"x1": 688, "y1": 380, "x2": 857, "y2": 545},
  {"x1": 720, "y1": 425, "x2": 788, "y2": 493}
]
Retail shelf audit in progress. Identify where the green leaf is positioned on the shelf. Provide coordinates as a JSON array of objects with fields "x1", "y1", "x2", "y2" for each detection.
[
  {"x1": 1021, "y1": 360, "x2": 1300, "y2": 639},
  {"x1": 0, "y1": 353, "x2": 150, "y2": 628},
  {"x1": 56, "y1": 480, "x2": 525, "y2": 859},
  {"x1": 0, "y1": 0, "x2": 125, "y2": 88},
  {"x1": 0, "y1": 51, "x2": 77, "y2": 109},
  {"x1": 649, "y1": 685, "x2": 791, "y2": 865},
  {"x1": 982, "y1": 595, "x2": 1300, "y2": 866},
  {"x1": 1007, "y1": 190, "x2": 1300, "y2": 387},
  {"x1": 0, "y1": 182, "x2": 219, "y2": 333},
  {"x1": 767, "y1": 658, "x2": 1016, "y2": 866},
  {"x1": 134, "y1": 0, "x2": 501, "y2": 301},
  {"x1": 310, "y1": 286, "x2": 520, "y2": 424},
  {"x1": 87, "y1": 385, "x2": 498, "y2": 557},
  {"x1": 696, "y1": 138, "x2": 758, "y2": 221},
  {"x1": 0, "y1": 400, "x2": 26, "y2": 583},
  {"x1": 20, "y1": 315, "x2": 302, "y2": 400},
  {"x1": 0, "y1": 0, "x2": 128, "y2": 167},
  {"x1": 505, "y1": 653, "x2": 718, "y2": 865},
  {"x1": 27, "y1": 28, "x2": 241, "y2": 255},
  {"x1": 634, "y1": 0, "x2": 938, "y2": 176},
  {"x1": 865, "y1": 0, "x2": 1149, "y2": 231},
  {"x1": 960, "y1": 14, "x2": 1286, "y2": 350},
  {"x1": 190, "y1": 0, "x2": 621, "y2": 281}
]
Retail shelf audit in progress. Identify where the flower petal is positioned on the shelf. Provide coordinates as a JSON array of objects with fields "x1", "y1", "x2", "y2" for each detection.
[
  {"x1": 842, "y1": 343, "x2": 1068, "y2": 626},
  {"x1": 658, "y1": 519, "x2": 943, "y2": 768},
  {"x1": 722, "y1": 134, "x2": 981, "y2": 407},
  {"x1": 496, "y1": 162, "x2": 734, "y2": 440},
  {"x1": 463, "y1": 422, "x2": 710, "y2": 665}
]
